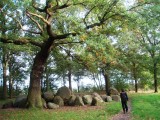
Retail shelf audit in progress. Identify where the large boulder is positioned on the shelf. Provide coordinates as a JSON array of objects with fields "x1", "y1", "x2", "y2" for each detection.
[
  {"x1": 101, "y1": 95, "x2": 108, "y2": 102},
  {"x1": 47, "y1": 102, "x2": 59, "y2": 109},
  {"x1": 109, "y1": 87, "x2": 119, "y2": 95},
  {"x1": 82, "y1": 95, "x2": 93, "y2": 105},
  {"x1": 92, "y1": 92, "x2": 103, "y2": 103},
  {"x1": 91, "y1": 97, "x2": 103, "y2": 106},
  {"x1": 74, "y1": 96, "x2": 84, "y2": 106},
  {"x1": 111, "y1": 95, "x2": 121, "y2": 102},
  {"x1": 53, "y1": 96, "x2": 64, "y2": 106},
  {"x1": 43, "y1": 91, "x2": 54, "y2": 102},
  {"x1": 14, "y1": 95, "x2": 27, "y2": 108},
  {"x1": 101, "y1": 95, "x2": 112, "y2": 102},
  {"x1": 106, "y1": 96, "x2": 112, "y2": 102},
  {"x1": 68, "y1": 95, "x2": 76, "y2": 106},
  {"x1": 0, "y1": 104, "x2": 3, "y2": 109},
  {"x1": 42, "y1": 98, "x2": 47, "y2": 108},
  {"x1": 2, "y1": 101, "x2": 14, "y2": 109},
  {"x1": 56, "y1": 86, "x2": 72, "y2": 100}
]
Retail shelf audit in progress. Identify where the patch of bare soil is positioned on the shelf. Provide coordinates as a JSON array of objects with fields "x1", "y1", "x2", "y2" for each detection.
[
  {"x1": 45, "y1": 105, "x2": 102, "y2": 112},
  {"x1": 0, "y1": 105, "x2": 102, "y2": 112},
  {"x1": 110, "y1": 100, "x2": 132, "y2": 120}
]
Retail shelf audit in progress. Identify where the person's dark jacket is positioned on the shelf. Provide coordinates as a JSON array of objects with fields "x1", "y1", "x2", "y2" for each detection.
[{"x1": 120, "y1": 92, "x2": 128, "y2": 102}]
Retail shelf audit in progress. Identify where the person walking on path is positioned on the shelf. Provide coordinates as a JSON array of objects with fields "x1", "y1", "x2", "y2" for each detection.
[{"x1": 120, "y1": 89, "x2": 128, "y2": 114}]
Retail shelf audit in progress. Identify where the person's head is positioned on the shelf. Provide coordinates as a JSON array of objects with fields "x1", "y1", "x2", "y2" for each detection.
[{"x1": 121, "y1": 89, "x2": 125, "y2": 92}]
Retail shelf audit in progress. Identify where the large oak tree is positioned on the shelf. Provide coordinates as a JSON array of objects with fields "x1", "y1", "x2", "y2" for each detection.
[{"x1": 0, "y1": 0, "x2": 130, "y2": 108}]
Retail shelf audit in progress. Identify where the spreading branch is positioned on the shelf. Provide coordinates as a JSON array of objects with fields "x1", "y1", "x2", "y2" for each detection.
[
  {"x1": 6, "y1": 13, "x2": 42, "y2": 35},
  {"x1": 0, "y1": 37, "x2": 43, "y2": 47},
  {"x1": 83, "y1": 6, "x2": 96, "y2": 27},
  {"x1": 26, "y1": 10, "x2": 50, "y2": 25},
  {"x1": 54, "y1": 32, "x2": 77, "y2": 40},
  {"x1": 86, "y1": 13, "x2": 121, "y2": 29},
  {"x1": 101, "y1": 0, "x2": 119, "y2": 22},
  {"x1": 55, "y1": 41, "x2": 83, "y2": 45},
  {"x1": 84, "y1": 1, "x2": 119, "y2": 29},
  {"x1": 26, "y1": 12, "x2": 44, "y2": 33},
  {"x1": 16, "y1": 18, "x2": 42, "y2": 35}
]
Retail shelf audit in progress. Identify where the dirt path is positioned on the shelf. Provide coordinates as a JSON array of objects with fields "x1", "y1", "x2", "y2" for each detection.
[{"x1": 110, "y1": 100, "x2": 132, "y2": 120}]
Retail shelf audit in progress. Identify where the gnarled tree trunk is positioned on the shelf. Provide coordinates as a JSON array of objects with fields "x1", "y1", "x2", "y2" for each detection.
[{"x1": 27, "y1": 38, "x2": 53, "y2": 108}]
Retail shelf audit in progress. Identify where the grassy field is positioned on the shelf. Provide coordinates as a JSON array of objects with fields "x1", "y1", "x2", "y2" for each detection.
[
  {"x1": 131, "y1": 93, "x2": 160, "y2": 120},
  {"x1": 0, "y1": 101, "x2": 121, "y2": 120},
  {"x1": 1, "y1": 93, "x2": 159, "y2": 120}
]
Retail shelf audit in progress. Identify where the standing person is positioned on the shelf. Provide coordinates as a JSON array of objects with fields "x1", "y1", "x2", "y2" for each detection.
[{"x1": 120, "y1": 89, "x2": 128, "y2": 114}]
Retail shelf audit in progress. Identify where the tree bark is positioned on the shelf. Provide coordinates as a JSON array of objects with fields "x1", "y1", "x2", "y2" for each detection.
[
  {"x1": 153, "y1": 62, "x2": 158, "y2": 93},
  {"x1": 133, "y1": 63, "x2": 138, "y2": 93},
  {"x1": 77, "y1": 78, "x2": 80, "y2": 93},
  {"x1": 27, "y1": 38, "x2": 53, "y2": 108},
  {"x1": 102, "y1": 64, "x2": 110, "y2": 95},
  {"x1": 135, "y1": 79, "x2": 138, "y2": 93},
  {"x1": 8, "y1": 59, "x2": 13, "y2": 99},
  {"x1": 62, "y1": 71, "x2": 66, "y2": 86},
  {"x1": 9, "y1": 77, "x2": 13, "y2": 99},
  {"x1": 44, "y1": 66, "x2": 50, "y2": 91},
  {"x1": 68, "y1": 68, "x2": 72, "y2": 92},
  {"x1": 2, "y1": 49, "x2": 8, "y2": 100},
  {"x1": 103, "y1": 73, "x2": 110, "y2": 95}
]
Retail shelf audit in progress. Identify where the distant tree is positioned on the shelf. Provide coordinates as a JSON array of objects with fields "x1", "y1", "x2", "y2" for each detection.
[
  {"x1": 134, "y1": 1, "x2": 160, "y2": 92},
  {"x1": 8, "y1": 52, "x2": 28, "y2": 98},
  {"x1": 110, "y1": 71, "x2": 129, "y2": 91},
  {"x1": 1, "y1": 48, "x2": 9, "y2": 99}
]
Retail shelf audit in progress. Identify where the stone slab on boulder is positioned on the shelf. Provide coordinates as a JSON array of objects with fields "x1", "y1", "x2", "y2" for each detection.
[
  {"x1": 56, "y1": 86, "x2": 72, "y2": 100},
  {"x1": 109, "y1": 87, "x2": 119, "y2": 95},
  {"x1": 14, "y1": 95, "x2": 27, "y2": 108},
  {"x1": 43, "y1": 91, "x2": 54, "y2": 102}
]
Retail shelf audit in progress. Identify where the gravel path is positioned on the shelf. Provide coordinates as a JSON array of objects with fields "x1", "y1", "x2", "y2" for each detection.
[{"x1": 110, "y1": 100, "x2": 132, "y2": 120}]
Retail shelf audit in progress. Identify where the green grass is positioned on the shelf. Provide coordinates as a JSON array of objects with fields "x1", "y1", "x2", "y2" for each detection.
[
  {"x1": 131, "y1": 93, "x2": 160, "y2": 120},
  {"x1": 0, "y1": 101, "x2": 121, "y2": 120}
]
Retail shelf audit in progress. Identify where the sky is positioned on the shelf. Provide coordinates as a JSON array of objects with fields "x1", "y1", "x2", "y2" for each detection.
[{"x1": 124, "y1": 0, "x2": 136, "y2": 8}]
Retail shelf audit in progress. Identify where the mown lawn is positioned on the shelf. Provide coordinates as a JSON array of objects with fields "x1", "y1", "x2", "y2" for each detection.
[
  {"x1": 131, "y1": 93, "x2": 160, "y2": 120},
  {"x1": 0, "y1": 101, "x2": 121, "y2": 120}
]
